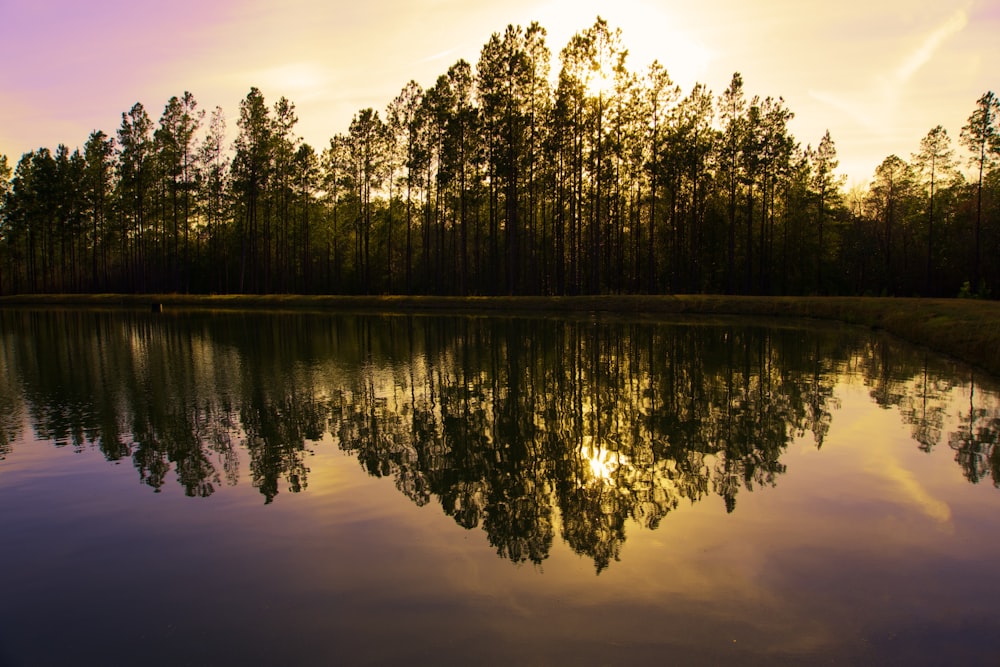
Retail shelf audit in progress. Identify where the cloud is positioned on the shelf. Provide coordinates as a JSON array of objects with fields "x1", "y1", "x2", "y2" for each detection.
[
  {"x1": 421, "y1": 49, "x2": 457, "y2": 63},
  {"x1": 893, "y1": 9, "x2": 969, "y2": 86},
  {"x1": 808, "y1": 90, "x2": 882, "y2": 132},
  {"x1": 809, "y1": 9, "x2": 969, "y2": 132},
  {"x1": 867, "y1": 450, "x2": 953, "y2": 524}
]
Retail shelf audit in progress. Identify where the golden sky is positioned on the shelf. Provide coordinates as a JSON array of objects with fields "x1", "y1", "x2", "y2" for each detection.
[{"x1": 1, "y1": 0, "x2": 996, "y2": 186}]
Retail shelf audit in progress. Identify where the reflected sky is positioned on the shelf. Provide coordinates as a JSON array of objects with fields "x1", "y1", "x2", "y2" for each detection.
[{"x1": 1, "y1": 309, "x2": 999, "y2": 665}]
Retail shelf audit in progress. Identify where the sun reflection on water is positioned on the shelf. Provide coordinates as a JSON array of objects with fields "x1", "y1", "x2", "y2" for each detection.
[{"x1": 581, "y1": 443, "x2": 628, "y2": 485}]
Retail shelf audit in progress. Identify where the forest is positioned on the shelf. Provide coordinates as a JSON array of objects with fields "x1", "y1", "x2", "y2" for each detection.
[{"x1": 1, "y1": 18, "x2": 998, "y2": 298}]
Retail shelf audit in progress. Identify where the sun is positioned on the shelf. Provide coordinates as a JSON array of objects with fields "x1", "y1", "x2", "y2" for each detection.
[
  {"x1": 585, "y1": 67, "x2": 616, "y2": 98},
  {"x1": 527, "y1": 0, "x2": 712, "y2": 94}
]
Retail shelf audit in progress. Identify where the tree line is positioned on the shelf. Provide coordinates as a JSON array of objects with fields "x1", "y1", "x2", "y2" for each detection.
[{"x1": 1, "y1": 18, "x2": 999, "y2": 298}]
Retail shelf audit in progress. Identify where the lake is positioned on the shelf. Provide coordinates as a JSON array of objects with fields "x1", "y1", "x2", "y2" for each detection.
[{"x1": 1, "y1": 308, "x2": 999, "y2": 665}]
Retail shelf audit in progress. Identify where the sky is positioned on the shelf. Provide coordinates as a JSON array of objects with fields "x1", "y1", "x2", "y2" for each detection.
[{"x1": 1, "y1": 0, "x2": 997, "y2": 187}]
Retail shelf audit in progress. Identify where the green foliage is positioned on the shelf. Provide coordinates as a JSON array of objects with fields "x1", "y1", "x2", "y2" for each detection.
[{"x1": 960, "y1": 280, "x2": 994, "y2": 299}]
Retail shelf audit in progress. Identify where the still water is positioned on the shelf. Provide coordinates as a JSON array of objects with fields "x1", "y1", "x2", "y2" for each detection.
[{"x1": 1, "y1": 308, "x2": 999, "y2": 665}]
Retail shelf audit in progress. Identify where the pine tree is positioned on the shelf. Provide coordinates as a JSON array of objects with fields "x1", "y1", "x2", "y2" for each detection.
[{"x1": 959, "y1": 91, "x2": 1000, "y2": 292}]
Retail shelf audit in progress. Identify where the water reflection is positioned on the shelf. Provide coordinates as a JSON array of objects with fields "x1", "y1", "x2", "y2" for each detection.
[{"x1": 1, "y1": 309, "x2": 998, "y2": 571}]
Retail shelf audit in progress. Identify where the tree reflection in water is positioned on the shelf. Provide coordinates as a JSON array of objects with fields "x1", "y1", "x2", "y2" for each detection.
[{"x1": 1, "y1": 309, "x2": 998, "y2": 569}]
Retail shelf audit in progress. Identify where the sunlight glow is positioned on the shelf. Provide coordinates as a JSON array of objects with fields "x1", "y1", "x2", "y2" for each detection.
[
  {"x1": 530, "y1": 0, "x2": 712, "y2": 92},
  {"x1": 582, "y1": 443, "x2": 623, "y2": 484},
  {"x1": 585, "y1": 68, "x2": 616, "y2": 98}
]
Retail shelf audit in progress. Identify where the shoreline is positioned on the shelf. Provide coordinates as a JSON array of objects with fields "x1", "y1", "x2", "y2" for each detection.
[{"x1": 3, "y1": 293, "x2": 999, "y2": 377}]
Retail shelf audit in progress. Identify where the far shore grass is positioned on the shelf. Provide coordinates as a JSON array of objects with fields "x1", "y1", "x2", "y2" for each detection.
[{"x1": 3, "y1": 293, "x2": 999, "y2": 377}]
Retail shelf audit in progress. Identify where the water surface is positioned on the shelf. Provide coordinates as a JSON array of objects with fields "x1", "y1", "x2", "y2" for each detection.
[{"x1": 1, "y1": 309, "x2": 999, "y2": 665}]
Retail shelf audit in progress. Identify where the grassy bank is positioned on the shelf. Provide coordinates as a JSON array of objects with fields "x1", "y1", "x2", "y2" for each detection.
[{"x1": 3, "y1": 293, "x2": 999, "y2": 376}]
